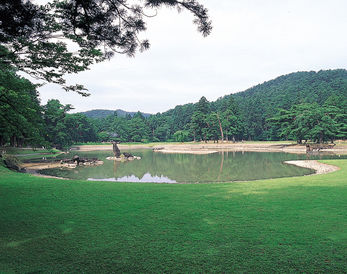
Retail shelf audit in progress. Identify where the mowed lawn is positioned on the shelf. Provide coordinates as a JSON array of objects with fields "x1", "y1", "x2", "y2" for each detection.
[{"x1": 0, "y1": 161, "x2": 346, "y2": 273}]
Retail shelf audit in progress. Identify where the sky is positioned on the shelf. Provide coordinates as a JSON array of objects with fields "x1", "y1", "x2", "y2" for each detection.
[{"x1": 36, "y1": 0, "x2": 347, "y2": 114}]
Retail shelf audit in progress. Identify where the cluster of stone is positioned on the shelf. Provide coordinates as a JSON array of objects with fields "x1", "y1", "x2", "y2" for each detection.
[
  {"x1": 60, "y1": 155, "x2": 103, "y2": 168},
  {"x1": 107, "y1": 141, "x2": 142, "y2": 161}
]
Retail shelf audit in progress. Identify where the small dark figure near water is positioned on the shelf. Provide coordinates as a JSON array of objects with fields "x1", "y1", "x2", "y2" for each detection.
[
  {"x1": 112, "y1": 141, "x2": 121, "y2": 157},
  {"x1": 73, "y1": 155, "x2": 80, "y2": 165}
]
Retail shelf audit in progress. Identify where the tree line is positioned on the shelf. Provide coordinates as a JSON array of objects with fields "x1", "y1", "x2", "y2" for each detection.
[
  {"x1": 1, "y1": 68, "x2": 346, "y2": 149},
  {"x1": 2, "y1": 2, "x2": 346, "y2": 148},
  {"x1": 91, "y1": 93, "x2": 346, "y2": 144},
  {"x1": 0, "y1": 66, "x2": 96, "y2": 148}
]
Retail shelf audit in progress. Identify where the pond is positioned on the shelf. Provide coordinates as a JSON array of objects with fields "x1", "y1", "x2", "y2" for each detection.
[{"x1": 35, "y1": 150, "x2": 344, "y2": 183}]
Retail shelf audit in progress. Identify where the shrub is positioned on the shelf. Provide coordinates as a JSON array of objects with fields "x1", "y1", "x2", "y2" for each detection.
[{"x1": 3, "y1": 154, "x2": 22, "y2": 171}]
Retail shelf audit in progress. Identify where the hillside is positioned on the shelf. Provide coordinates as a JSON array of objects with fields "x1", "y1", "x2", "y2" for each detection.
[
  {"x1": 85, "y1": 69, "x2": 347, "y2": 142},
  {"x1": 81, "y1": 109, "x2": 151, "y2": 119},
  {"x1": 230, "y1": 69, "x2": 347, "y2": 139},
  {"x1": 156, "y1": 69, "x2": 347, "y2": 140}
]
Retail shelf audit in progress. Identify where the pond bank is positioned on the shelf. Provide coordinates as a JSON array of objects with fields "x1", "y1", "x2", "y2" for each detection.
[
  {"x1": 71, "y1": 142, "x2": 347, "y2": 155},
  {"x1": 284, "y1": 160, "x2": 340, "y2": 175}
]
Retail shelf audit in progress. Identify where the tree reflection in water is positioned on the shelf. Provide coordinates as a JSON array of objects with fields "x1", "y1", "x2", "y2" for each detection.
[{"x1": 36, "y1": 149, "x2": 334, "y2": 183}]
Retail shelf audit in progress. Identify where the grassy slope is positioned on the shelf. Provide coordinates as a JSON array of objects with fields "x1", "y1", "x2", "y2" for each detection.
[
  {"x1": 1, "y1": 148, "x2": 62, "y2": 162},
  {"x1": 0, "y1": 161, "x2": 346, "y2": 273},
  {"x1": 1, "y1": 148, "x2": 60, "y2": 154}
]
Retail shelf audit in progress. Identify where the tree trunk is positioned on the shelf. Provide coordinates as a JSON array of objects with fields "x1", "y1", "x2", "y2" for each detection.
[
  {"x1": 216, "y1": 113, "x2": 224, "y2": 141},
  {"x1": 17, "y1": 138, "x2": 24, "y2": 147},
  {"x1": 10, "y1": 135, "x2": 16, "y2": 147}
]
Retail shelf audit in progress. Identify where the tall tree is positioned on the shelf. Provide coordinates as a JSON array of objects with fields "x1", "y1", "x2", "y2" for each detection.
[
  {"x1": 190, "y1": 96, "x2": 210, "y2": 141},
  {"x1": 0, "y1": 66, "x2": 44, "y2": 147},
  {"x1": 268, "y1": 103, "x2": 344, "y2": 144},
  {"x1": 220, "y1": 96, "x2": 243, "y2": 141},
  {"x1": 43, "y1": 99, "x2": 72, "y2": 148},
  {"x1": 64, "y1": 113, "x2": 97, "y2": 143},
  {"x1": 206, "y1": 113, "x2": 221, "y2": 142}
]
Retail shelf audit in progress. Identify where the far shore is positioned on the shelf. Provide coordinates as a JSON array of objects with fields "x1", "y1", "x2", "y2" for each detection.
[{"x1": 71, "y1": 142, "x2": 347, "y2": 155}]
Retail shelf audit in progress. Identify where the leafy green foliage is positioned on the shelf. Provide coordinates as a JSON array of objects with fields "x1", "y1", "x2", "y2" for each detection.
[
  {"x1": 81, "y1": 109, "x2": 151, "y2": 119},
  {"x1": 228, "y1": 69, "x2": 347, "y2": 140},
  {"x1": 2, "y1": 69, "x2": 346, "y2": 147},
  {"x1": 43, "y1": 99, "x2": 98, "y2": 148},
  {"x1": 269, "y1": 102, "x2": 346, "y2": 143},
  {"x1": 173, "y1": 130, "x2": 190, "y2": 142},
  {"x1": 190, "y1": 105, "x2": 208, "y2": 141},
  {"x1": 2, "y1": 154, "x2": 22, "y2": 171},
  {"x1": 135, "y1": 69, "x2": 347, "y2": 143},
  {"x1": 0, "y1": 67, "x2": 45, "y2": 147},
  {"x1": 43, "y1": 99, "x2": 72, "y2": 148}
]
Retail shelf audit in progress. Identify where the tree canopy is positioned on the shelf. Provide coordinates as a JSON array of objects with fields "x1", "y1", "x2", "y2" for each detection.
[
  {"x1": 80, "y1": 70, "x2": 347, "y2": 144},
  {"x1": 0, "y1": 0, "x2": 212, "y2": 95}
]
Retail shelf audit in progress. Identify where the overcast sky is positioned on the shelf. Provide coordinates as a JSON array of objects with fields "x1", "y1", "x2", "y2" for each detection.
[{"x1": 37, "y1": 0, "x2": 347, "y2": 114}]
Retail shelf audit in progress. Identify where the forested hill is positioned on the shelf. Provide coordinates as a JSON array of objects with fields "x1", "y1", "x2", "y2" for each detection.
[
  {"x1": 89, "y1": 69, "x2": 347, "y2": 143},
  {"x1": 212, "y1": 69, "x2": 347, "y2": 140},
  {"x1": 80, "y1": 109, "x2": 151, "y2": 119},
  {"x1": 2, "y1": 68, "x2": 346, "y2": 148}
]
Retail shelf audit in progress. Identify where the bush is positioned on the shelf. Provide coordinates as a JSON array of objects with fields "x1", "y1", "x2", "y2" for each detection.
[{"x1": 3, "y1": 154, "x2": 22, "y2": 171}]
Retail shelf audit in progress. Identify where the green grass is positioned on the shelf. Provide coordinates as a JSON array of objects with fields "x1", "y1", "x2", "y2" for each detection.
[
  {"x1": 0, "y1": 160, "x2": 346, "y2": 272},
  {"x1": 1, "y1": 147, "x2": 62, "y2": 162},
  {"x1": 1, "y1": 147, "x2": 60, "y2": 155}
]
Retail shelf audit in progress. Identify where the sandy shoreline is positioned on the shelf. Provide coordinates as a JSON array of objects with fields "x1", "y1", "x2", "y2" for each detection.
[
  {"x1": 71, "y1": 143, "x2": 347, "y2": 155},
  {"x1": 21, "y1": 162, "x2": 62, "y2": 170},
  {"x1": 284, "y1": 160, "x2": 340, "y2": 175}
]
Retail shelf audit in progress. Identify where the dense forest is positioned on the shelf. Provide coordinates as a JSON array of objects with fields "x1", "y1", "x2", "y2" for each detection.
[
  {"x1": 82, "y1": 109, "x2": 151, "y2": 119},
  {"x1": 87, "y1": 69, "x2": 347, "y2": 144},
  {"x1": 1, "y1": 69, "x2": 347, "y2": 148}
]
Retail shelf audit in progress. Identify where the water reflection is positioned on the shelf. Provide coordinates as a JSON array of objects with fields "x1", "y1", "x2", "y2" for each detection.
[
  {"x1": 88, "y1": 173, "x2": 177, "y2": 183},
  {"x1": 38, "y1": 150, "x2": 347, "y2": 183}
]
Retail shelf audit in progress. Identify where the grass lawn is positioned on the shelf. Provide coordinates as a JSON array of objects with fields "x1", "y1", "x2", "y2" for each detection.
[
  {"x1": 0, "y1": 160, "x2": 346, "y2": 272},
  {"x1": 1, "y1": 147, "x2": 60, "y2": 155},
  {"x1": 1, "y1": 147, "x2": 62, "y2": 161}
]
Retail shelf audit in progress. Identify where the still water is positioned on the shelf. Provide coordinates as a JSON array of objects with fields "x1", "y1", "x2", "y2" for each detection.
[{"x1": 35, "y1": 149, "x2": 343, "y2": 183}]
